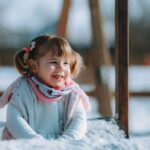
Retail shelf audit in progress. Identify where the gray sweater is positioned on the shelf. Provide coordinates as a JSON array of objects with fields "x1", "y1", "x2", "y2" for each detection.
[{"x1": 6, "y1": 78, "x2": 87, "y2": 141}]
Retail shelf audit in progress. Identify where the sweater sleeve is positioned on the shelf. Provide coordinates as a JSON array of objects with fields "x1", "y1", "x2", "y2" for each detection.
[
  {"x1": 6, "y1": 94, "x2": 44, "y2": 139},
  {"x1": 58, "y1": 100, "x2": 87, "y2": 141}
]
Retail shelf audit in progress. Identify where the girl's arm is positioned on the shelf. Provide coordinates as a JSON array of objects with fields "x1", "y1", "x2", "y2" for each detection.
[
  {"x1": 6, "y1": 95, "x2": 44, "y2": 139},
  {"x1": 59, "y1": 100, "x2": 87, "y2": 141}
]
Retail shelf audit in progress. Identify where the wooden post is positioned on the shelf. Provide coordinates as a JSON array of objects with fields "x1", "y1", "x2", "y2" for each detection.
[
  {"x1": 88, "y1": 0, "x2": 112, "y2": 116},
  {"x1": 115, "y1": 0, "x2": 129, "y2": 137},
  {"x1": 57, "y1": 0, "x2": 71, "y2": 37}
]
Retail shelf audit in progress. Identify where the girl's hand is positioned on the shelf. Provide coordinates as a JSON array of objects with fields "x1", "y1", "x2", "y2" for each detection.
[{"x1": 2, "y1": 127, "x2": 14, "y2": 140}]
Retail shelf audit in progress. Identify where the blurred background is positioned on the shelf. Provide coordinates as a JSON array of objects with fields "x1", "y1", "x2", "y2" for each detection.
[{"x1": 0, "y1": 0, "x2": 150, "y2": 137}]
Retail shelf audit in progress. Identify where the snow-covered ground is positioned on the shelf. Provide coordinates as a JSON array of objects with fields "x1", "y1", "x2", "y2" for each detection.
[
  {"x1": 0, "y1": 66, "x2": 150, "y2": 150},
  {"x1": 0, "y1": 119, "x2": 149, "y2": 150},
  {"x1": 0, "y1": 118, "x2": 150, "y2": 150}
]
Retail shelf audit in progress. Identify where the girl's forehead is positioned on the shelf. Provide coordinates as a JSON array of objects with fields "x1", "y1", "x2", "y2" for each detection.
[
  {"x1": 45, "y1": 52, "x2": 70, "y2": 60},
  {"x1": 50, "y1": 55, "x2": 70, "y2": 60},
  {"x1": 46, "y1": 52, "x2": 70, "y2": 59}
]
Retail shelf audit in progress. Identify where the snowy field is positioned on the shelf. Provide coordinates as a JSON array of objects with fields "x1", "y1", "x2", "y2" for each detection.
[
  {"x1": 0, "y1": 66, "x2": 150, "y2": 150},
  {"x1": 0, "y1": 119, "x2": 149, "y2": 150}
]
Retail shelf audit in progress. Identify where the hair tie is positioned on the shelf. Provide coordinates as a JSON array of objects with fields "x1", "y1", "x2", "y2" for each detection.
[
  {"x1": 30, "y1": 41, "x2": 36, "y2": 51},
  {"x1": 23, "y1": 48, "x2": 30, "y2": 63},
  {"x1": 23, "y1": 48, "x2": 30, "y2": 53},
  {"x1": 22, "y1": 41, "x2": 36, "y2": 63}
]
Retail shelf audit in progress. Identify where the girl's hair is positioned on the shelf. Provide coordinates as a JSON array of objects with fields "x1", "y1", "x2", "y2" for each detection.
[{"x1": 14, "y1": 34, "x2": 84, "y2": 78}]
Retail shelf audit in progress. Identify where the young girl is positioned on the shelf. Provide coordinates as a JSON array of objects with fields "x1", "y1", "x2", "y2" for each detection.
[{"x1": 0, "y1": 34, "x2": 90, "y2": 141}]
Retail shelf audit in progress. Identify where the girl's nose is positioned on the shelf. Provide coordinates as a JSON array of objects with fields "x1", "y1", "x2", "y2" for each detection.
[{"x1": 57, "y1": 63, "x2": 64, "y2": 70}]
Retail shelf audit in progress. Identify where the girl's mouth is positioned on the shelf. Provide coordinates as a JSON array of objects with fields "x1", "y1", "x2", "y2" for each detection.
[{"x1": 52, "y1": 74, "x2": 64, "y2": 80}]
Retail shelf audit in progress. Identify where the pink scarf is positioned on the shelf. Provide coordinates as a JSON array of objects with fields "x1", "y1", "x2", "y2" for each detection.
[
  {"x1": 0, "y1": 76, "x2": 91, "y2": 111},
  {"x1": 28, "y1": 77, "x2": 71, "y2": 103}
]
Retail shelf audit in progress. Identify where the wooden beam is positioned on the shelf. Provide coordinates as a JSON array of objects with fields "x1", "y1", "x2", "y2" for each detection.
[
  {"x1": 115, "y1": 0, "x2": 129, "y2": 137},
  {"x1": 130, "y1": 92, "x2": 150, "y2": 97},
  {"x1": 88, "y1": 0, "x2": 112, "y2": 117},
  {"x1": 57, "y1": 0, "x2": 71, "y2": 37}
]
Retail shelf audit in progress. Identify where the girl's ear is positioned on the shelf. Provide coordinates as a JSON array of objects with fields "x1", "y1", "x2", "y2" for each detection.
[{"x1": 28, "y1": 59, "x2": 38, "y2": 74}]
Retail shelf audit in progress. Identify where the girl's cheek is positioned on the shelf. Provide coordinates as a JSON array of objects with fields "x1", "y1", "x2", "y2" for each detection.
[{"x1": 49, "y1": 65, "x2": 55, "y2": 70}]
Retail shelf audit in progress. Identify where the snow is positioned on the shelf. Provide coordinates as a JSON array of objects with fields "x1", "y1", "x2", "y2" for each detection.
[
  {"x1": 0, "y1": 119, "x2": 148, "y2": 150},
  {"x1": 0, "y1": 66, "x2": 150, "y2": 149},
  {"x1": 0, "y1": 119, "x2": 149, "y2": 150}
]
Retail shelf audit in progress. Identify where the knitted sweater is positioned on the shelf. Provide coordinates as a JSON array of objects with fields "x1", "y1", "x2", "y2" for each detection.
[{"x1": 4, "y1": 78, "x2": 88, "y2": 141}]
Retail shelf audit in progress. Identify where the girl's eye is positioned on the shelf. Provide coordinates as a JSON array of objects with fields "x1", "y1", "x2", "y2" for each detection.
[
  {"x1": 64, "y1": 61, "x2": 69, "y2": 65},
  {"x1": 49, "y1": 61, "x2": 57, "y2": 64}
]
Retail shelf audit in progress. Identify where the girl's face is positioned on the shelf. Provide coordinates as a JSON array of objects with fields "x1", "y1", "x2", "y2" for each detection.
[{"x1": 32, "y1": 52, "x2": 71, "y2": 89}]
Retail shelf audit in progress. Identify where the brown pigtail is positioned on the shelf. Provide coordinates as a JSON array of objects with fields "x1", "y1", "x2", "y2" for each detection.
[
  {"x1": 14, "y1": 50, "x2": 30, "y2": 77},
  {"x1": 70, "y1": 51, "x2": 85, "y2": 78}
]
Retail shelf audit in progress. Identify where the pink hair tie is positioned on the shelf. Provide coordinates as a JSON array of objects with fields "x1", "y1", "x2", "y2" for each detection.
[
  {"x1": 23, "y1": 41, "x2": 36, "y2": 63},
  {"x1": 23, "y1": 48, "x2": 30, "y2": 53},
  {"x1": 23, "y1": 48, "x2": 30, "y2": 63}
]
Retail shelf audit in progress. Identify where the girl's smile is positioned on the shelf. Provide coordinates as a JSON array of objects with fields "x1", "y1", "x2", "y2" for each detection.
[{"x1": 52, "y1": 74, "x2": 65, "y2": 82}]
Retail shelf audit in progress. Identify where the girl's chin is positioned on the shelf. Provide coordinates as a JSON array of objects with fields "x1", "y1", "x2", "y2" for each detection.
[
  {"x1": 53, "y1": 86, "x2": 63, "y2": 90},
  {"x1": 51, "y1": 83, "x2": 64, "y2": 89}
]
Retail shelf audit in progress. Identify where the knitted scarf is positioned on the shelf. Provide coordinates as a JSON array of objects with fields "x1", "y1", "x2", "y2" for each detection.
[
  {"x1": 0, "y1": 76, "x2": 91, "y2": 111},
  {"x1": 28, "y1": 77, "x2": 74, "y2": 103}
]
